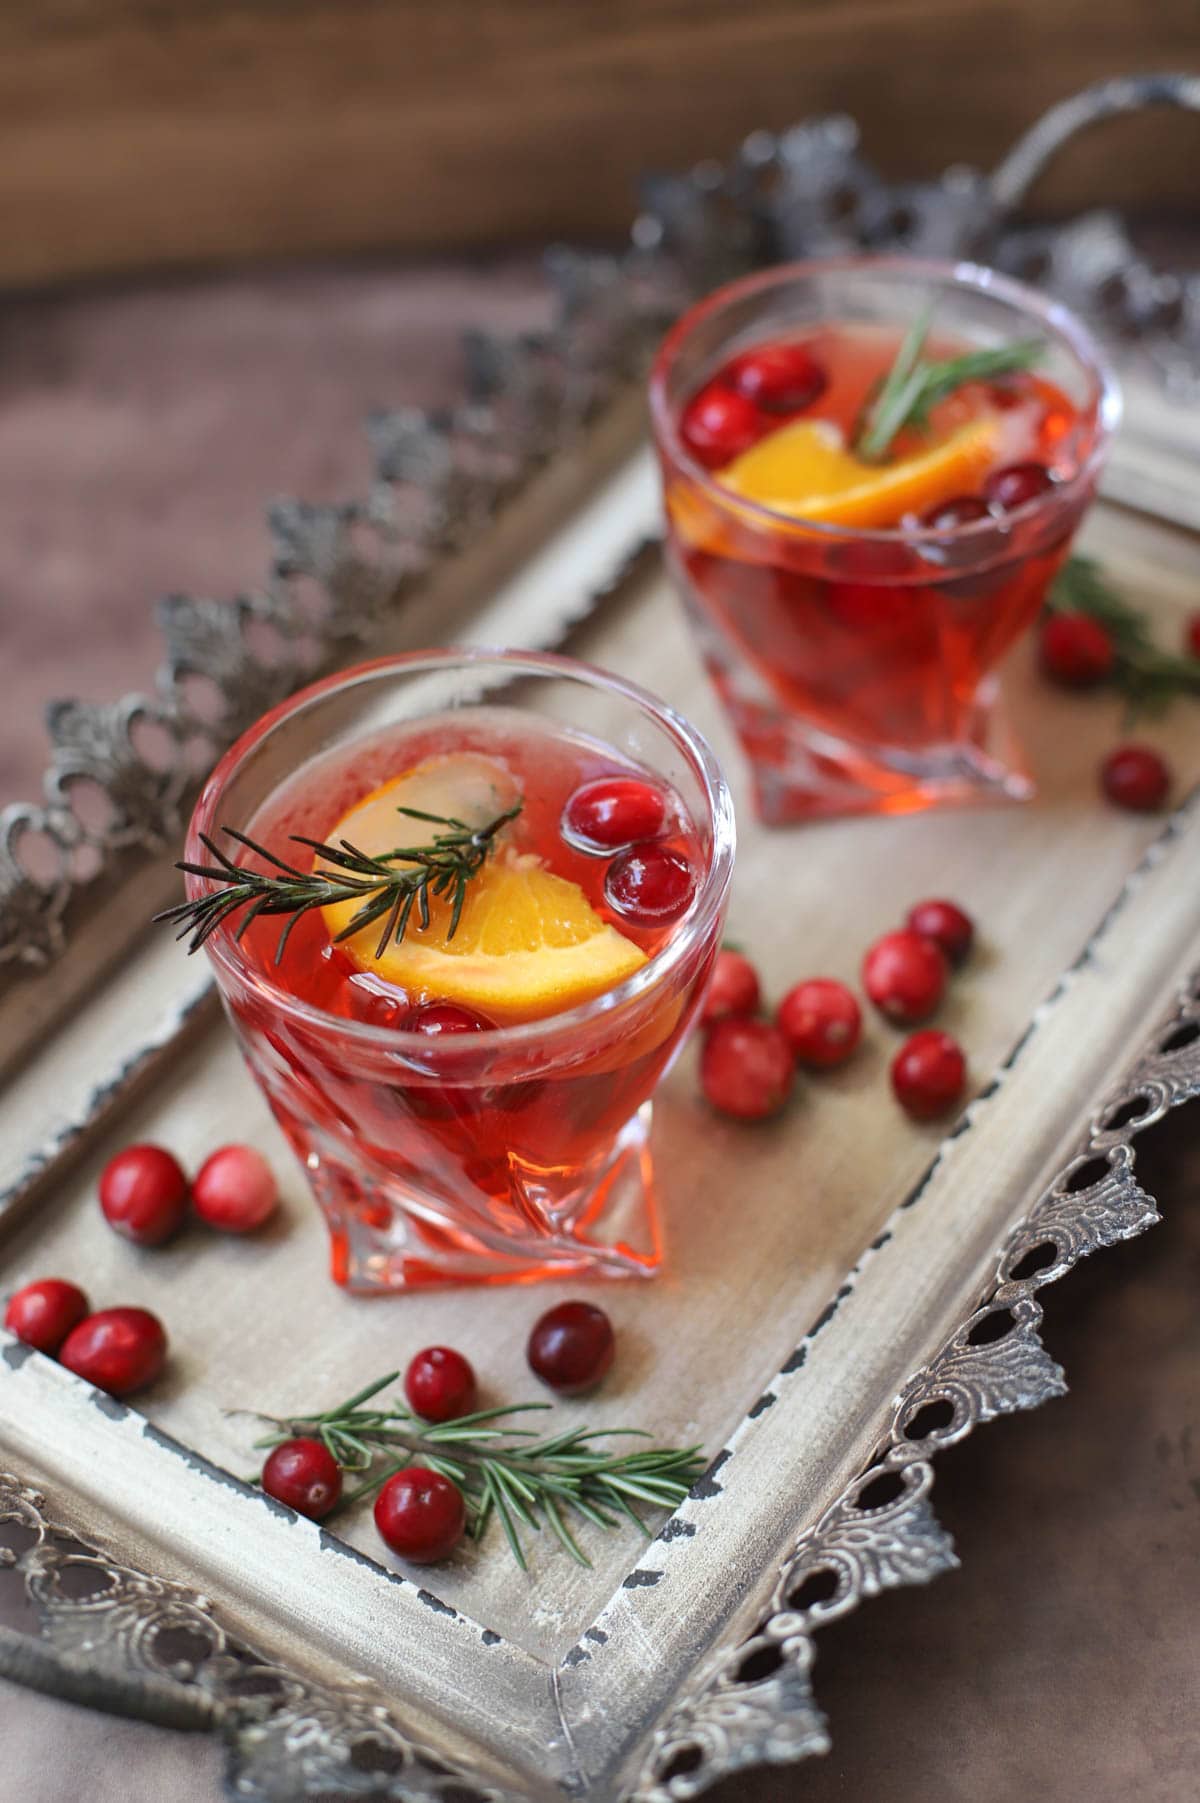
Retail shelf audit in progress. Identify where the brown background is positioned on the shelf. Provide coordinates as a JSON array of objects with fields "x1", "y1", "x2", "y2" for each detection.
[{"x1": 2, "y1": 1, "x2": 1200, "y2": 287}]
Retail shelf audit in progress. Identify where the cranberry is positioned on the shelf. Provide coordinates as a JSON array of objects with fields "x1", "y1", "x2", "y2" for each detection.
[
  {"x1": 404, "y1": 1003, "x2": 493, "y2": 1035},
  {"x1": 729, "y1": 342, "x2": 827, "y2": 414},
  {"x1": 861, "y1": 930, "x2": 947, "y2": 1025},
  {"x1": 700, "y1": 949, "x2": 761, "y2": 1026},
  {"x1": 920, "y1": 494, "x2": 991, "y2": 531},
  {"x1": 680, "y1": 382, "x2": 765, "y2": 469},
  {"x1": 404, "y1": 1346, "x2": 477, "y2": 1423},
  {"x1": 192, "y1": 1145, "x2": 278, "y2": 1233},
  {"x1": 563, "y1": 777, "x2": 666, "y2": 852},
  {"x1": 59, "y1": 1307, "x2": 167, "y2": 1397},
  {"x1": 262, "y1": 1437, "x2": 343, "y2": 1520},
  {"x1": 775, "y1": 979, "x2": 862, "y2": 1068},
  {"x1": 605, "y1": 844, "x2": 695, "y2": 927},
  {"x1": 98, "y1": 1144, "x2": 188, "y2": 1247},
  {"x1": 905, "y1": 899, "x2": 975, "y2": 969},
  {"x1": 700, "y1": 1018, "x2": 795, "y2": 1120},
  {"x1": 891, "y1": 1030, "x2": 967, "y2": 1120},
  {"x1": 4, "y1": 1279, "x2": 89, "y2": 1355},
  {"x1": 1039, "y1": 614, "x2": 1115, "y2": 688},
  {"x1": 374, "y1": 1466, "x2": 466, "y2": 1563},
  {"x1": 527, "y1": 1301, "x2": 615, "y2": 1395},
  {"x1": 1100, "y1": 743, "x2": 1171, "y2": 813},
  {"x1": 982, "y1": 461, "x2": 1054, "y2": 511},
  {"x1": 1186, "y1": 612, "x2": 1200, "y2": 660}
]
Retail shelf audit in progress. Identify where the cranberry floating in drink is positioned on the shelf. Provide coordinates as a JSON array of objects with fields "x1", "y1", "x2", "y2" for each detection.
[
  {"x1": 173, "y1": 651, "x2": 733, "y2": 1290},
  {"x1": 651, "y1": 257, "x2": 1119, "y2": 823}
]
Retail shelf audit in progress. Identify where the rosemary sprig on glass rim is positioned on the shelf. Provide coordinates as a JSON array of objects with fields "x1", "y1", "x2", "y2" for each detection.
[
  {"x1": 157, "y1": 800, "x2": 522, "y2": 965},
  {"x1": 1048, "y1": 554, "x2": 1200, "y2": 717},
  {"x1": 235, "y1": 1371, "x2": 706, "y2": 1570},
  {"x1": 853, "y1": 303, "x2": 1043, "y2": 463}
]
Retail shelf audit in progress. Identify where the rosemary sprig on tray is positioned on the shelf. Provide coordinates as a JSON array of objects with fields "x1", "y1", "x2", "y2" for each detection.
[
  {"x1": 854, "y1": 304, "x2": 1043, "y2": 463},
  {"x1": 238, "y1": 1372, "x2": 706, "y2": 1570},
  {"x1": 157, "y1": 801, "x2": 521, "y2": 965},
  {"x1": 1048, "y1": 555, "x2": 1200, "y2": 717}
]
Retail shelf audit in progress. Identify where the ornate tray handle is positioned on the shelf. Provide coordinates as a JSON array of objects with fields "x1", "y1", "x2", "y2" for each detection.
[{"x1": 990, "y1": 71, "x2": 1200, "y2": 212}]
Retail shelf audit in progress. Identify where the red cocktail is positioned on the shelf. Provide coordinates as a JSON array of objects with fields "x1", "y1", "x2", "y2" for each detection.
[
  {"x1": 183, "y1": 652, "x2": 733, "y2": 1290},
  {"x1": 650, "y1": 258, "x2": 1119, "y2": 822}
]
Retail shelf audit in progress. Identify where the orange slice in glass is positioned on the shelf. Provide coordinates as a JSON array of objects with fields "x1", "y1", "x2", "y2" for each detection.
[
  {"x1": 719, "y1": 417, "x2": 999, "y2": 530},
  {"x1": 319, "y1": 754, "x2": 646, "y2": 1024}
]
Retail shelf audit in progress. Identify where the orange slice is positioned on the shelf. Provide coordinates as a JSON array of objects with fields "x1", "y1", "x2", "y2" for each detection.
[
  {"x1": 719, "y1": 417, "x2": 999, "y2": 530},
  {"x1": 319, "y1": 754, "x2": 647, "y2": 1024}
]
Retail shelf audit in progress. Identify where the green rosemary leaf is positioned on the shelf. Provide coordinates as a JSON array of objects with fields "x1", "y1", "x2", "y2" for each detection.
[
  {"x1": 484, "y1": 1472, "x2": 528, "y2": 1571},
  {"x1": 562, "y1": 1493, "x2": 620, "y2": 1532},
  {"x1": 392, "y1": 805, "x2": 470, "y2": 828},
  {"x1": 543, "y1": 1495, "x2": 590, "y2": 1568},
  {"x1": 237, "y1": 1372, "x2": 705, "y2": 1571},
  {"x1": 218, "y1": 826, "x2": 305, "y2": 878},
  {"x1": 600, "y1": 1474, "x2": 693, "y2": 1508},
  {"x1": 602, "y1": 1491, "x2": 652, "y2": 1537},
  {"x1": 330, "y1": 1373, "x2": 403, "y2": 1414},
  {"x1": 160, "y1": 803, "x2": 522, "y2": 963},
  {"x1": 424, "y1": 1403, "x2": 551, "y2": 1432},
  {"x1": 854, "y1": 308, "x2": 1042, "y2": 463},
  {"x1": 490, "y1": 1462, "x2": 541, "y2": 1519},
  {"x1": 420, "y1": 1452, "x2": 472, "y2": 1488}
]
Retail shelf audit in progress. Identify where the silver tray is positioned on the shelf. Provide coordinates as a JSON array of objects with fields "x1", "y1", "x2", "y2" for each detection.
[{"x1": 2, "y1": 76, "x2": 1200, "y2": 1803}]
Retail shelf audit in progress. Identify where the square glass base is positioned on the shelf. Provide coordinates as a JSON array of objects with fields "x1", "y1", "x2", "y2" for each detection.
[
  {"x1": 701, "y1": 652, "x2": 1033, "y2": 825},
  {"x1": 284, "y1": 1103, "x2": 662, "y2": 1293}
]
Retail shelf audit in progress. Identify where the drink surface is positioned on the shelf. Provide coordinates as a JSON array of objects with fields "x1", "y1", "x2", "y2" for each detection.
[
  {"x1": 236, "y1": 707, "x2": 703, "y2": 1028},
  {"x1": 681, "y1": 323, "x2": 1080, "y2": 524}
]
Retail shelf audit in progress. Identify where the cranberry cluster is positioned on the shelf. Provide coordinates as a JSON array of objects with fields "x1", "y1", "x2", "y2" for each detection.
[
  {"x1": 5, "y1": 1281, "x2": 166, "y2": 1397},
  {"x1": 563, "y1": 777, "x2": 695, "y2": 928},
  {"x1": 697, "y1": 897, "x2": 976, "y2": 1124},
  {"x1": 100, "y1": 1141, "x2": 279, "y2": 1245},
  {"x1": 680, "y1": 343, "x2": 829, "y2": 469},
  {"x1": 4, "y1": 1141, "x2": 281, "y2": 1399},
  {"x1": 260, "y1": 1300, "x2": 617, "y2": 1564}
]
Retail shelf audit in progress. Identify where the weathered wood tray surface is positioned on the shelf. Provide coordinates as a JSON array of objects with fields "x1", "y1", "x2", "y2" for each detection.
[{"x1": 1, "y1": 399, "x2": 1199, "y2": 1802}]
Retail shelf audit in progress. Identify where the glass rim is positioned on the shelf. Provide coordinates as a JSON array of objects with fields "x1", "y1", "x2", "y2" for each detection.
[
  {"x1": 648, "y1": 252, "x2": 1123, "y2": 546},
  {"x1": 185, "y1": 646, "x2": 736, "y2": 1056}
]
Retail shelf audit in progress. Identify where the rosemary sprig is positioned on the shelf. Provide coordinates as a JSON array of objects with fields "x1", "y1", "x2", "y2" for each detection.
[
  {"x1": 157, "y1": 801, "x2": 522, "y2": 965},
  {"x1": 1048, "y1": 554, "x2": 1200, "y2": 717},
  {"x1": 236, "y1": 1372, "x2": 705, "y2": 1570},
  {"x1": 854, "y1": 306, "x2": 1043, "y2": 463}
]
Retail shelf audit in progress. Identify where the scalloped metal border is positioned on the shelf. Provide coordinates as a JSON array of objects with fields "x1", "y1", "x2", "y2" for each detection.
[
  {"x1": 633, "y1": 967, "x2": 1200, "y2": 1799},
  {"x1": 0, "y1": 1472, "x2": 524, "y2": 1803}
]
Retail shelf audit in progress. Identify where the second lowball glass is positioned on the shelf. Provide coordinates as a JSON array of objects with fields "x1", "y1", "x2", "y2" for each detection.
[{"x1": 650, "y1": 256, "x2": 1120, "y2": 824}]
